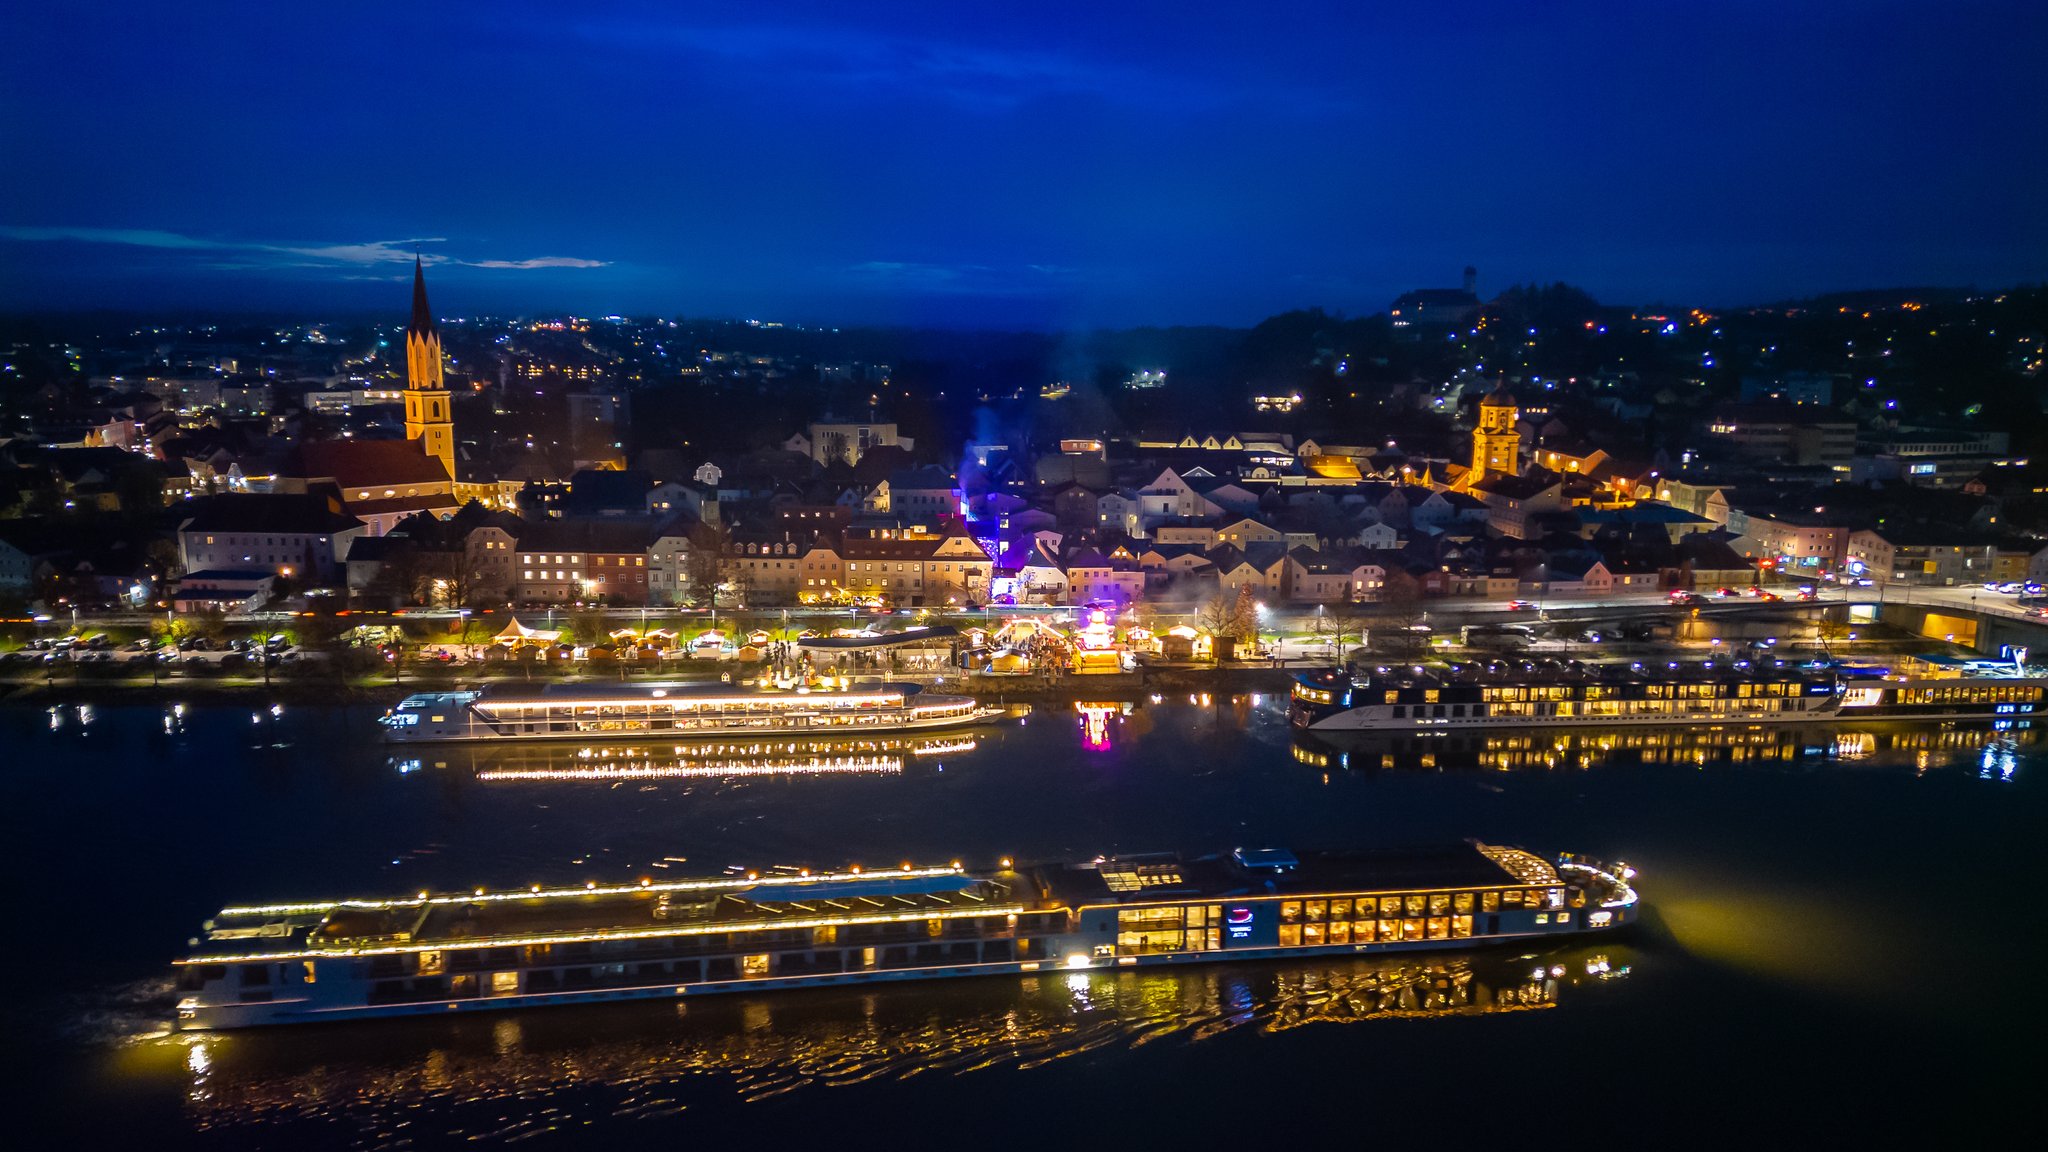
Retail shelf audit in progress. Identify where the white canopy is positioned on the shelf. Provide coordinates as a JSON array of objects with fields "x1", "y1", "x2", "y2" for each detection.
[{"x1": 493, "y1": 619, "x2": 564, "y2": 645}]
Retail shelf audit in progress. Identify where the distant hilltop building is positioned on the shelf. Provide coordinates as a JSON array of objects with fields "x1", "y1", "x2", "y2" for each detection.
[
  {"x1": 1390, "y1": 266, "x2": 1481, "y2": 331},
  {"x1": 795, "y1": 419, "x2": 911, "y2": 468}
]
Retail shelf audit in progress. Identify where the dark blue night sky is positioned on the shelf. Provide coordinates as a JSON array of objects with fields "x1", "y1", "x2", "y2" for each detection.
[{"x1": 2, "y1": 1, "x2": 2042, "y2": 327}]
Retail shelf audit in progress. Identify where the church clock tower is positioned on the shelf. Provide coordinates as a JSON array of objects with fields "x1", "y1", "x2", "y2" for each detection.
[
  {"x1": 1471, "y1": 382, "x2": 1521, "y2": 481},
  {"x1": 402, "y1": 257, "x2": 456, "y2": 482}
]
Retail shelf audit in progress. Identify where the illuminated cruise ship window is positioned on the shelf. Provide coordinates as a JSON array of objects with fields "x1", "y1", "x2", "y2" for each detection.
[{"x1": 1100, "y1": 863, "x2": 1186, "y2": 892}]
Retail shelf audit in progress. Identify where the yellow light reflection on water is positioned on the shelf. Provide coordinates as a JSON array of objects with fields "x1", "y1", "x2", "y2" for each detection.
[{"x1": 106, "y1": 947, "x2": 1627, "y2": 1142}]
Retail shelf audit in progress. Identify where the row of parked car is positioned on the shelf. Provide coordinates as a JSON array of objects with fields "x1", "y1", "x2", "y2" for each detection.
[{"x1": 4, "y1": 633, "x2": 297, "y2": 669}]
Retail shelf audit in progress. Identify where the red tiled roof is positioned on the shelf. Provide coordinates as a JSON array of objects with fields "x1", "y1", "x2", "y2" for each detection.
[{"x1": 287, "y1": 439, "x2": 452, "y2": 488}]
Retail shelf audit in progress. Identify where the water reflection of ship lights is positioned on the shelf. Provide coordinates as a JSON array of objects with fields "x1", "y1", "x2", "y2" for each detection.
[
  {"x1": 441, "y1": 735, "x2": 986, "y2": 782},
  {"x1": 1981, "y1": 738, "x2": 2018, "y2": 781},
  {"x1": 1293, "y1": 722, "x2": 2037, "y2": 775},
  {"x1": 134, "y1": 945, "x2": 1629, "y2": 1138}
]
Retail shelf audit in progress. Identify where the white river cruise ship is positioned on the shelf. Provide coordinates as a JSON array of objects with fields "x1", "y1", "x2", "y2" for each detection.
[
  {"x1": 173, "y1": 844, "x2": 1639, "y2": 1029},
  {"x1": 1292, "y1": 659, "x2": 1843, "y2": 732},
  {"x1": 380, "y1": 679, "x2": 1003, "y2": 743}
]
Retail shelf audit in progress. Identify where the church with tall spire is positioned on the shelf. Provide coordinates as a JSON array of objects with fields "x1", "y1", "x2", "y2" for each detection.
[
  {"x1": 271, "y1": 255, "x2": 463, "y2": 535},
  {"x1": 402, "y1": 256, "x2": 456, "y2": 483}
]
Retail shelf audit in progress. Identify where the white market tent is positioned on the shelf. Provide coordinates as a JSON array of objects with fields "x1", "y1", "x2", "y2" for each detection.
[{"x1": 493, "y1": 619, "x2": 564, "y2": 647}]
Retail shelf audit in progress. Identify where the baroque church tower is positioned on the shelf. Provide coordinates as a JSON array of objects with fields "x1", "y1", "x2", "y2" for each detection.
[
  {"x1": 1471, "y1": 381, "x2": 1521, "y2": 481},
  {"x1": 402, "y1": 257, "x2": 456, "y2": 482}
]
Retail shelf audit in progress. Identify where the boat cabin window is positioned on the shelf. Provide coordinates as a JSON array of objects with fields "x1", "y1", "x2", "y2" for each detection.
[{"x1": 176, "y1": 964, "x2": 225, "y2": 992}]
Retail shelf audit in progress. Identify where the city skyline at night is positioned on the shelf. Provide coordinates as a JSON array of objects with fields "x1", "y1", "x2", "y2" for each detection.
[{"x1": 5, "y1": 5, "x2": 2041, "y2": 1148}]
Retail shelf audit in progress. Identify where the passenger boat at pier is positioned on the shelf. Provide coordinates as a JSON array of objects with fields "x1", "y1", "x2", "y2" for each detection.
[
  {"x1": 1291, "y1": 660, "x2": 1843, "y2": 732},
  {"x1": 171, "y1": 843, "x2": 1637, "y2": 1030},
  {"x1": 1834, "y1": 674, "x2": 2048, "y2": 721},
  {"x1": 379, "y1": 679, "x2": 1003, "y2": 743}
]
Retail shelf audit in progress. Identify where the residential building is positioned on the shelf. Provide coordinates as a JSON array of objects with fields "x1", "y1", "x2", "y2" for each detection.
[
  {"x1": 806, "y1": 420, "x2": 909, "y2": 467},
  {"x1": 513, "y1": 520, "x2": 653, "y2": 605},
  {"x1": 177, "y1": 492, "x2": 367, "y2": 583},
  {"x1": 1845, "y1": 528, "x2": 2000, "y2": 586}
]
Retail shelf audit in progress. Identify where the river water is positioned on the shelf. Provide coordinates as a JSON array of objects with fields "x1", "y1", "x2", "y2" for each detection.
[{"x1": 8, "y1": 696, "x2": 2039, "y2": 1147}]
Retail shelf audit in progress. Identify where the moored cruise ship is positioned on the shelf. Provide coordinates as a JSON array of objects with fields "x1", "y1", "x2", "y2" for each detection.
[
  {"x1": 1835, "y1": 673, "x2": 2048, "y2": 721},
  {"x1": 379, "y1": 679, "x2": 1003, "y2": 743},
  {"x1": 172, "y1": 844, "x2": 1638, "y2": 1030},
  {"x1": 1291, "y1": 660, "x2": 1843, "y2": 732}
]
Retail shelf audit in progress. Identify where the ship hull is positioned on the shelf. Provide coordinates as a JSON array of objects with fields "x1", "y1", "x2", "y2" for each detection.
[{"x1": 178, "y1": 925, "x2": 1625, "y2": 1031}]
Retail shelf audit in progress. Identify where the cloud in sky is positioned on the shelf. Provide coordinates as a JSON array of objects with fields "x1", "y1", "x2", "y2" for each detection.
[
  {"x1": 468, "y1": 256, "x2": 610, "y2": 270},
  {"x1": 0, "y1": 227, "x2": 609, "y2": 271}
]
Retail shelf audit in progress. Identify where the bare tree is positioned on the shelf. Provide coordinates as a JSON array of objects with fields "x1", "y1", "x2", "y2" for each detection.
[
  {"x1": 1374, "y1": 569, "x2": 1429, "y2": 660},
  {"x1": 684, "y1": 523, "x2": 730, "y2": 607},
  {"x1": 1194, "y1": 590, "x2": 1255, "y2": 643},
  {"x1": 1323, "y1": 602, "x2": 1371, "y2": 661}
]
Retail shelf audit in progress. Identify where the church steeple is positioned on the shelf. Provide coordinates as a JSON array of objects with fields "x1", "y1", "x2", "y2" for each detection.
[
  {"x1": 408, "y1": 255, "x2": 436, "y2": 343},
  {"x1": 402, "y1": 256, "x2": 454, "y2": 482},
  {"x1": 1471, "y1": 378, "x2": 1521, "y2": 482}
]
